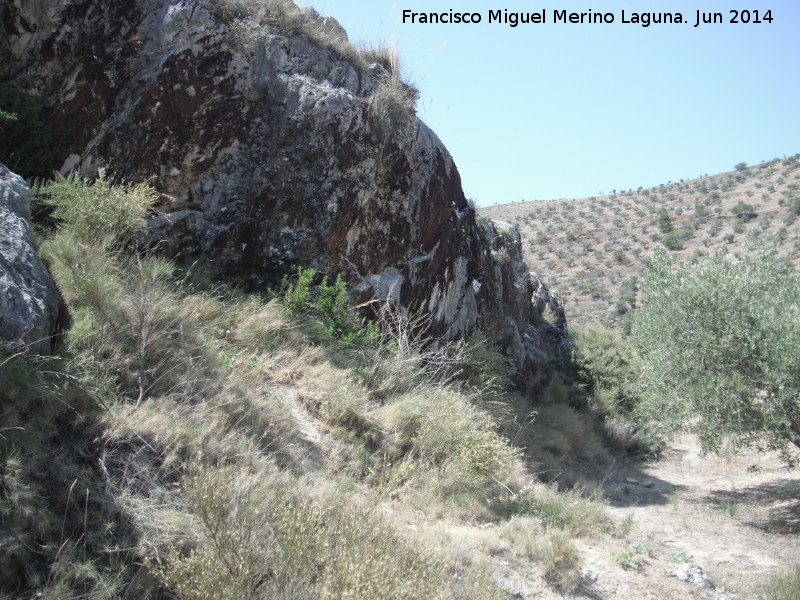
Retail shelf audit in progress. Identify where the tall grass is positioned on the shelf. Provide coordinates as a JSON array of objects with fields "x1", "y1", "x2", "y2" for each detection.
[
  {"x1": 762, "y1": 564, "x2": 800, "y2": 600},
  {"x1": 206, "y1": 0, "x2": 420, "y2": 129},
  {"x1": 159, "y1": 465, "x2": 455, "y2": 600},
  {"x1": 3, "y1": 172, "x2": 618, "y2": 598}
]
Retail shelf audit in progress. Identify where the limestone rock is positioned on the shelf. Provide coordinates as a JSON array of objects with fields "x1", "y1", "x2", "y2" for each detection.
[
  {"x1": 0, "y1": 163, "x2": 62, "y2": 355},
  {"x1": 675, "y1": 563, "x2": 713, "y2": 587},
  {"x1": 1, "y1": 0, "x2": 568, "y2": 382}
]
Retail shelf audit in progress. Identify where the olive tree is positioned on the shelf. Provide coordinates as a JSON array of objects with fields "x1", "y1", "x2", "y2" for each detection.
[{"x1": 630, "y1": 237, "x2": 800, "y2": 466}]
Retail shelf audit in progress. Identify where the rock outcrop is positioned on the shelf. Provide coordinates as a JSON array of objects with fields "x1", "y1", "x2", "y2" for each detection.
[
  {"x1": 1, "y1": 0, "x2": 568, "y2": 383},
  {"x1": 0, "y1": 164, "x2": 62, "y2": 355}
]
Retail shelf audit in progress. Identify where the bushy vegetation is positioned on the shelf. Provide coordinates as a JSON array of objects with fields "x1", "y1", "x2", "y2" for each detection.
[
  {"x1": 0, "y1": 87, "x2": 67, "y2": 179},
  {"x1": 6, "y1": 172, "x2": 616, "y2": 598},
  {"x1": 280, "y1": 266, "x2": 379, "y2": 343},
  {"x1": 158, "y1": 465, "x2": 450, "y2": 600},
  {"x1": 631, "y1": 237, "x2": 800, "y2": 466},
  {"x1": 565, "y1": 326, "x2": 659, "y2": 453},
  {"x1": 38, "y1": 170, "x2": 157, "y2": 244},
  {"x1": 568, "y1": 326, "x2": 638, "y2": 416}
]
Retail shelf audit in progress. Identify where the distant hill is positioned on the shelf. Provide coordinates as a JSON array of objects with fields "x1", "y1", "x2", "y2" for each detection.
[{"x1": 481, "y1": 155, "x2": 800, "y2": 332}]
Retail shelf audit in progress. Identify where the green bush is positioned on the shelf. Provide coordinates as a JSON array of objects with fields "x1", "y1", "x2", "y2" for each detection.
[
  {"x1": 497, "y1": 484, "x2": 608, "y2": 535},
  {"x1": 43, "y1": 233, "x2": 221, "y2": 403},
  {"x1": 280, "y1": 266, "x2": 378, "y2": 343},
  {"x1": 657, "y1": 211, "x2": 673, "y2": 233},
  {"x1": 38, "y1": 174, "x2": 218, "y2": 403},
  {"x1": 662, "y1": 230, "x2": 684, "y2": 250},
  {"x1": 385, "y1": 389, "x2": 519, "y2": 492},
  {"x1": 38, "y1": 171, "x2": 157, "y2": 245},
  {"x1": 568, "y1": 325, "x2": 638, "y2": 417},
  {"x1": 0, "y1": 87, "x2": 67, "y2": 179},
  {"x1": 631, "y1": 237, "x2": 800, "y2": 466},
  {"x1": 732, "y1": 201, "x2": 756, "y2": 216},
  {"x1": 612, "y1": 543, "x2": 653, "y2": 570}
]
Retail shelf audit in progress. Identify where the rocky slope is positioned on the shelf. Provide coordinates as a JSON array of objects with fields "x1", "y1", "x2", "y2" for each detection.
[
  {"x1": 1, "y1": 0, "x2": 566, "y2": 383},
  {"x1": 483, "y1": 156, "x2": 800, "y2": 331}
]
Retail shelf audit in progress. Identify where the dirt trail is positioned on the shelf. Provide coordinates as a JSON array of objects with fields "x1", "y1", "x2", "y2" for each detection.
[{"x1": 580, "y1": 435, "x2": 800, "y2": 599}]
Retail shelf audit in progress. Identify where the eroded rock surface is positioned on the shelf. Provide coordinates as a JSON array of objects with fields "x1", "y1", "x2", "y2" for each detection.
[
  {"x1": 1, "y1": 0, "x2": 568, "y2": 382},
  {"x1": 0, "y1": 164, "x2": 62, "y2": 354}
]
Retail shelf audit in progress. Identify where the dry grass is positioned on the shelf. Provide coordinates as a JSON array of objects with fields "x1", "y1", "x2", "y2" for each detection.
[
  {"x1": 761, "y1": 564, "x2": 800, "y2": 600},
  {"x1": 4, "y1": 172, "x2": 636, "y2": 598}
]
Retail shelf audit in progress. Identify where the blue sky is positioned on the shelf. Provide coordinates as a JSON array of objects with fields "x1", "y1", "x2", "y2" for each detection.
[{"x1": 302, "y1": 2, "x2": 800, "y2": 206}]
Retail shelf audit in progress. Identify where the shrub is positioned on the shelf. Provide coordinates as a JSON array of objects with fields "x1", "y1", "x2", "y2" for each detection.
[
  {"x1": 43, "y1": 234, "x2": 220, "y2": 403},
  {"x1": 381, "y1": 388, "x2": 519, "y2": 494},
  {"x1": 210, "y1": 0, "x2": 393, "y2": 74},
  {"x1": 612, "y1": 543, "x2": 653, "y2": 570},
  {"x1": 662, "y1": 230, "x2": 684, "y2": 250},
  {"x1": 630, "y1": 237, "x2": 800, "y2": 466},
  {"x1": 369, "y1": 70, "x2": 419, "y2": 132},
  {"x1": 159, "y1": 464, "x2": 453, "y2": 600},
  {"x1": 280, "y1": 266, "x2": 378, "y2": 343},
  {"x1": 0, "y1": 87, "x2": 67, "y2": 179},
  {"x1": 539, "y1": 530, "x2": 580, "y2": 591},
  {"x1": 38, "y1": 171, "x2": 157, "y2": 245},
  {"x1": 38, "y1": 174, "x2": 217, "y2": 403},
  {"x1": 732, "y1": 201, "x2": 756, "y2": 216},
  {"x1": 657, "y1": 211, "x2": 673, "y2": 233},
  {"x1": 568, "y1": 325, "x2": 638, "y2": 418},
  {"x1": 497, "y1": 483, "x2": 608, "y2": 535}
]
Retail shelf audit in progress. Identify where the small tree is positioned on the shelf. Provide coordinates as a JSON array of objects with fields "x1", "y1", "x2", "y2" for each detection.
[
  {"x1": 657, "y1": 211, "x2": 673, "y2": 233},
  {"x1": 630, "y1": 238, "x2": 800, "y2": 466},
  {"x1": 731, "y1": 202, "x2": 756, "y2": 217},
  {"x1": 661, "y1": 231, "x2": 683, "y2": 251}
]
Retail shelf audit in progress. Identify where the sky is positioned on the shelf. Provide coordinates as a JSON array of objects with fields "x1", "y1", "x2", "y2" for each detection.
[{"x1": 300, "y1": 1, "x2": 800, "y2": 206}]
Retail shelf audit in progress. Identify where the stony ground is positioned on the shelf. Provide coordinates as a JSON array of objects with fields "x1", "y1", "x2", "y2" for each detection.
[
  {"x1": 403, "y1": 436, "x2": 800, "y2": 599},
  {"x1": 585, "y1": 436, "x2": 800, "y2": 599}
]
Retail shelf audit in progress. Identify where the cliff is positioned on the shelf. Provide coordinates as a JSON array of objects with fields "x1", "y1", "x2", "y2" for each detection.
[{"x1": 1, "y1": 0, "x2": 567, "y2": 383}]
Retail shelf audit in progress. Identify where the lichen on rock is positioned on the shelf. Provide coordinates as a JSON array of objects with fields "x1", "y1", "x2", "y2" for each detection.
[
  {"x1": 0, "y1": 164, "x2": 63, "y2": 355},
  {"x1": 1, "y1": 0, "x2": 568, "y2": 385}
]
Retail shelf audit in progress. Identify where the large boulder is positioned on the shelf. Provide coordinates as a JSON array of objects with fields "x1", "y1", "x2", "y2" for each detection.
[
  {"x1": 0, "y1": 164, "x2": 62, "y2": 355},
  {"x1": 1, "y1": 0, "x2": 568, "y2": 381}
]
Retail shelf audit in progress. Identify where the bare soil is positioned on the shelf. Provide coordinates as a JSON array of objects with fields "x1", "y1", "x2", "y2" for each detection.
[
  {"x1": 393, "y1": 435, "x2": 800, "y2": 599},
  {"x1": 576, "y1": 436, "x2": 799, "y2": 599}
]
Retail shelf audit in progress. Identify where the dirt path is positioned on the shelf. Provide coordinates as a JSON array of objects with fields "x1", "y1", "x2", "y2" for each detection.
[{"x1": 581, "y1": 435, "x2": 800, "y2": 599}]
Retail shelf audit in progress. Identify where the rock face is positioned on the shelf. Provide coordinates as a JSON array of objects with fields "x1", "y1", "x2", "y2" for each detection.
[
  {"x1": 0, "y1": 164, "x2": 62, "y2": 355},
  {"x1": 1, "y1": 0, "x2": 568, "y2": 383}
]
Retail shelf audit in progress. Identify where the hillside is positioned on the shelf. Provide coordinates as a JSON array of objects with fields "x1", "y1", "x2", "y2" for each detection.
[
  {"x1": 482, "y1": 155, "x2": 800, "y2": 331},
  {"x1": 3, "y1": 1, "x2": 800, "y2": 598}
]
